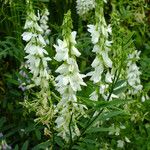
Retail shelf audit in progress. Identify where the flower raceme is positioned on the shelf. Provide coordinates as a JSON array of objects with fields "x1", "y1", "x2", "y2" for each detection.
[
  {"x1": 21, "y1": 5, "x2": 56, "y2": 130},
  {"x1": 54, "y1": 32, "x2": 81, "y2": 62},
  {"x1": 127, "y1": 50, "x2": 143, "y2": 95},
  {"x1": 76, "y1": 0, "x2": 95, "y2": 17},
  {"x1": 40, "y1": 8, "x2": 51, "y2": 44},
  {"x1": 55, "y1": 58, "x2": 86, "y2": 92},
  {"x1": 54, "y1": 11, "x2": 86, "y2": 141},
  {"x1": 54, "y1": 32, "x2": 86, "y2": 141},
  {"x1": 87, "y1": 0, "x2": 114, "y2": 101},
  {"x1": 22, "y1": 8, "x2": 51, "y2": 89}
]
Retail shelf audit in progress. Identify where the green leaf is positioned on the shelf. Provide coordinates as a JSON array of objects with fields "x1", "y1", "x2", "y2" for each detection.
[
  {"x1": 1, "y1": 124, "x2": 15, "y2": 132},
  {"x1": 54, "y1": 136, "x2": 64, "y2": 148},
  {"x1": 14, "y1": 145, "x2": 19, "y2": 150},
  {"x1": 72, "y1": 145, "x2": 85, "y2": 150},
  {"x1": 86, "y1": 127, "x2": 113, "y2": 134},
  {"x1": 95, "y1": 110, "x2": 126, "y2": 123},
  {"x1": 78, "y1": 96, "x2": 130, "y2": 110},
  {"x1": 83, "y1": 138, "x2": 97, "y2": 144},
  {"x1": 113, "y1": 86, "x2": 127, "y2": 95},
  {"x1": 32, "y1": 140, "x2": 51, "y2": 150},
  {"x1": 35, "y1": 0, "x2": 49, "y2": 2},
  {"x1": 0, "y1": 117, "x2": 6, "y2": 129},
  {"x1": 21, "y1": 140, "x2": 29, "y2": 150},
  {"x1": 114, "y1": 80, "x2": 126, "y2": 88},
  {"x1": 35, "y1": 129, "x2": 41, "y2": 140},
  {"x1": 123, "y1": 32, "x2": 134, "y2": 50},
  {"x1": 24, "y1": 123, "x2": 36, "y2": 133},
  {"x1": 3, "y1": 128, "x2": 18, "y2": 139}
]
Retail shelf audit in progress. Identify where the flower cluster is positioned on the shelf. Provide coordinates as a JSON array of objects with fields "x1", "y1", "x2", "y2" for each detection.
[
  {"x1": 21, "y1": 4, "x2": 55, "y2": 128},
  {"x1": 40, "y1": 8, "x2": 51, "y2": 44},
  {"x1": 54, "y1": 11, "x2": 86, "y2": 141},
  {"x1": 87, "y1": 0, "x2": 114, "y2": 101},
  {"x1": 22, "y1": 7, "x2": 51, "y2": 89},
  {"x1": 126, "y1": 50, "x2": 142, "y2": 95},
  {"x1": 76, "y1": 0, "x2": 95, "y2": 17}
]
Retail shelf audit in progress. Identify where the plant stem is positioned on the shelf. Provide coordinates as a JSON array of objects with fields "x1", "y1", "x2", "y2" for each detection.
[{"x1": 68, "y1": 113, "x2": 73, "y2": 149}]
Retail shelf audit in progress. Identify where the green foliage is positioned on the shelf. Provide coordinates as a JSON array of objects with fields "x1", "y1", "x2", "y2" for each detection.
[{"x1": 0, "y1": 36, "x2": 24, "y2": 60}]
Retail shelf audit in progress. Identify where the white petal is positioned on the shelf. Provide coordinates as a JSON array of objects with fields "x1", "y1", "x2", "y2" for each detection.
[
  {"x1": 90, "y1": 91, "x2": 98, "y2": 101},
  {"x1": 71, "y1": 46, "x2": 81, "y2": 57},
  {"x1": 24, "y1": 20, "x2": 34, "y2": 29},
  {"x1": 107, "y1": 24, "x2": 112, "y2": 34},
  {"x1": 92, "y1": 44, "x2": 100, "y2": 53},
  {"x1": 90, "y1": 64, "x2": 104, "y2": 83},
  {"x1": 35, "y1": 58, "x2": 40, "y2": 67},
  {"x1": 91, "y1": 57, "x2": 101, "y2": 68},
  {"x1": 101, "y1": 51, "x2": 112, "y2": 68},
  {"x1": 22, "y1": 32, "x2": 33, "y2": 42},
  {"x1": 87, "y1": 25, "x2": 100, "y2": 44},
  {"x1": 70, "y1": 31, "x2": 77, "y2": 44},
  {"x1": 63, "y1": 76, "x2": 69, "y2": 85},
  {"x1": 38, "y1": 34, "x2": 46, "y2": 45},
  {"x1": 105, "y1": 71, "x2": 113, "y2": 83}
]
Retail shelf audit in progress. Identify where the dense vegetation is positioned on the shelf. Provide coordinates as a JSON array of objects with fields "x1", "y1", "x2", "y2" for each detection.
[{"x1": 0, "y1": 0, "x2": 150, "y2": 149}]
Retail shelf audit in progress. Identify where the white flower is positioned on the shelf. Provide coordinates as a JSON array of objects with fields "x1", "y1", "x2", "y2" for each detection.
[
  {"x1": 89, "y1": 91, "x2": 98, "y2": 101},
  {"x1": 90, "y1": 64, "x2": 104, "y2": 83},
  {"x1": 22, "y1": 9, "x2": 51, "y2": 88},
  {"x1": 25, "y1": 44, "x2": 48, "y2": 56},
  {"x1": 127, "y1": 50, "x2": 142, "y2": 94},
  {"x1": 141, "y1": 94, "x2": 149, "y2": 102},
  {"x1": 20, "y1": 6, "x2": 55, "y2": 131},
  {"x1": 99, "y1": 84, "x2": 108, "y2": 95},
  {"x1": 33, "y1": 23, "x2": 43, "y2": 32},
  {"x1": 91, "y1": 56, "x2": 101, "y2": 68},
  {"x1": 22, "y1": 32, "x2": 34, "y2": 42},
  {"x1": 87, "y1": 25, "x2": 100, "y2": 44},
  {"x1": 117, "y1": 140, "x2": 124, "y2": 148},
  {"x1": 109, "y1": 93, "x2": 119, "y2": 100},
  {"x1": 76, "y1": 0, "x2": 95, "y2": 17},
  {"x1": 54, "y1": 28, "x2": 86, "y2": 141},
  {"x1": 70, "y1": 31, "x2": 77, "y2": 44},
  {"x1": 71, "y1": 46, "x2": 81, "y2": 57},
  {"x1": 55, "y1": 116, "x2": 64, "y2": 128},
  {"x1": 108, "y1": 124, "x2": 121, "y2": 135},
  {"x1": 54, "y1": 39, "x2": 69, "y2": 62},
  {"x1": 107, "y1": 24, "x2": 112, "y2": 34},
  {"x1": 37, "y1": 34, "x2": 46, "y2": 46},
  {"x1": 55, "y1": 63, "x2": 86, "y2": 92},
  {"x1": 92, "y1": 44, "x2": 100, "y2": 53},
  {"x1": 40, "y1": 8, "x2": 51, "y2": 44},
  {"x1": 101, "y1": 51, "x2": 112, "y2": 68},
  {"x1": 105, "y1": 71, "x2": 113, "y2": 83},
  {"x1": 70, "y1": 31, "x2": 81, "y2": 57},
  {"x1": 105, "y1": 40, "x2": 113, "y2": 47},
  {"x1": 125, "y1": 137, "x2": 131, "y2": 143},
  {"x1": 87, "y1": 2, "x2": 113, "y2": 101},
  {"x1": 98, "y1": 83, "x2": 119, "y2": 101},
  {"x1": 24, "y1": 20, "x2": 34, "y2": 29}
]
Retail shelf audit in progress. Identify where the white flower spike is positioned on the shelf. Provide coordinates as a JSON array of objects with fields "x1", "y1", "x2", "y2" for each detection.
[
  {"x1": 54, "y1": 10, "x2": 87, "y2": 141},
  {"x1": 87, "y1": 0, "x2": 113, "y2": 101}
]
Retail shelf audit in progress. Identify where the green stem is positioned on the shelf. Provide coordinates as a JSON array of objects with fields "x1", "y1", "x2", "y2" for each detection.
[{"x1": 68, "y1": 113, "x2": 73, "y2": 149}]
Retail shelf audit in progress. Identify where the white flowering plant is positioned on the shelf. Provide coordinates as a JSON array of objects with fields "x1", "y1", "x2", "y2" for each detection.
[{"x1": 0, "y1": 0, "x2": 150, "y2": 149}]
